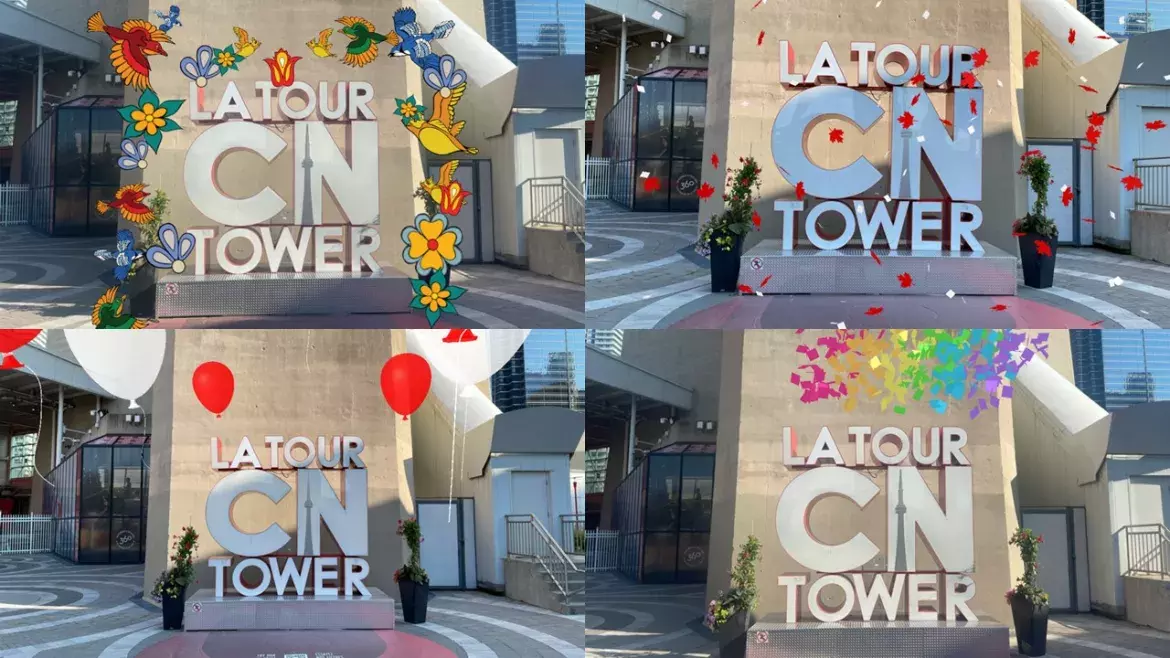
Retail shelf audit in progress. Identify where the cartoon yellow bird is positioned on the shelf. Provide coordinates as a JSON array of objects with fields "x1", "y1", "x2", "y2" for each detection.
[
  {"x1": 406, "y1": 82, "x2": 479, "y2": 156},
  {"x1": 306, "y1": 28, "x2": 335, "y2": 58},
  {"x1": 232, "y1": 26, "x2": 260, "y2": 58}
]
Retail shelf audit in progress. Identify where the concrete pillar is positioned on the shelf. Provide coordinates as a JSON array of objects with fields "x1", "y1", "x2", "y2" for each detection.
[
  {"x1": 626, "y1": 393, "x2": 637, "y2": 474},
  {"x1": 616, "y1": 20, "x2": 628, "y2": 103},
  {"x1": 54, "y1": 385, "x2": 63, "y2": 467},
  {"x1": 34, "y1": 47, "x2": 42, "y2": 130}
]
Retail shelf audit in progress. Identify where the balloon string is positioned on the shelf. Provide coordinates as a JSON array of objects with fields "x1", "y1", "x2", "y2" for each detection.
[
  {"x1": 447, "y1": 376, "x2": 458, "y2": 524},
  {"x1": 22, "y1": 364, "x2": 55, "y2": 489}
]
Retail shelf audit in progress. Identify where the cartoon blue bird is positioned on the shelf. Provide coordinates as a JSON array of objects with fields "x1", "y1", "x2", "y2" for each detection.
[
  {"x1": 111, "y1": 229, "x2": 141, "y2": 282},
  {"x1": 152, "y1": 5, "x2": 182, "y2": 33},
  {"x1": 386, "y1": 7, "x2": 454, "y2": 71}
]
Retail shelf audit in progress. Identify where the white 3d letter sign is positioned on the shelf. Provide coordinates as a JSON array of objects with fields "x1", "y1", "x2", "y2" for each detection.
[
  {"x1": 775, "y1": 426, "x2": 978, "y2": 623},
  {"x1": 772, "y1": 42, "x2": 984, "y2": 253},
  {"x1": 206, "y1": 435, "x2": 371, "y2": 598}
]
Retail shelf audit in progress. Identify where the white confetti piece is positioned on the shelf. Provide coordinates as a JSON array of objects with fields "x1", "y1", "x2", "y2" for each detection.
[
  {"x1": 883, "y1": 194, "x2": 892, "y2": 203},
  {"x1": 967, "y1": 125, "x2": 976, "y2": 135},
  {"x1": 836, "y1": 322, "x2": 847, "y2": 330},
  {"x1": 922, "y1": 9, "x2": 930, "y2": 19},
  {"x1": 754, "y1": 291, "x2": 763, "y2": 297},
  {"x1": 1080, "y1": 76, "x2": 1087, "y2": 83},
  {"x1": 1110, "y1": 210, "x2": 1116, "y2": 219},
  {"x1": 1061, "y1": 184, "x2": 1069, "y2": 192},
  {"x1": 1137, "y1": 62, "x2": 1144, "y2": 69},
  {"x1": 875, "y1": 0, "x2": 881, "y2": 6},
  {"x1": 1141, "y1": 310, "x2": 1150, "y2": 315},
  {"x1": 636, "y1": 84, "x2": 646, "y2": 93},
  {"x1": 1108, "y1": 276, "x2": 1124, "y2": 287},
  {"x1": 916, "y1": 135, "x2": 925, "y2": 143},
  {"x1": 666, "y1": 34, "x2": 673, "y2": 42},
  {"x1": 1118, "y1": 15, "x2": 1125, "y2": 24},
  {"x1": 1164, "y1": 74, "x2": 1170, "y2": 82},
  {"x1": 640, "y1": 171, "x2": 650, "y2": 179},
  {"x1": 946, "y1": 290, "x2": 956, "y2": 298},
  {"x1": 652, "y1": 10, "x2": 662, "y2": 20},
  {"x1": 996, "y1": 79, "x2": 1003, "y2": 87}
]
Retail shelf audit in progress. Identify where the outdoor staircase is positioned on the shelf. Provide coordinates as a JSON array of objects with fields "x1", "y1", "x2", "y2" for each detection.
[
  {"x1": 505, "y1": 514, "x2": 586, "y2": 615},
  {"x1": 556, "y1": 555, "x2": 586, "y2": 614}
]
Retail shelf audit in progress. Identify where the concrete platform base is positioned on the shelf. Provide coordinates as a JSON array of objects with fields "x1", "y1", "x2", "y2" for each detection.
[
  {"x1": 740, "y1": 242, "x2": 1018, "y2": 295},
  {"x1": 183, "y1": 588, "x2": 396, "y2": 631},
  {"x1": 745, "y1": 619, "x2": 1009, "y2": 657},
  {"x1": 155, "y1": 270, "x2": 415, "y2": 317}
]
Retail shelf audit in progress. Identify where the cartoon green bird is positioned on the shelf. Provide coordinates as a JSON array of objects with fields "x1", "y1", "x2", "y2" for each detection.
[
  {"x1": 336, "y1": 16, "x2": 386, "y2": 68},
  {"x1": 92, "y1": 286, "x2": 149, "y2": 329}
]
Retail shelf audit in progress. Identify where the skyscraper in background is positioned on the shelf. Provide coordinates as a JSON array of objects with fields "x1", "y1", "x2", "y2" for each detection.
[
  {"x1": 1079, "y1": 0, "x2": 1106, "y2": 29},
  {"x1": 1070, "y1": 330, "x2": 1170, "y2": 410},
  {"x1": 491, "y1": 330, "x2": 585, "y2": 412},
  {"x1": 586, "y1": 329, "x2": 624, "y2": 357},
  {"x1": 484, "y1": 0, "x2": 585, "y2": 63}
]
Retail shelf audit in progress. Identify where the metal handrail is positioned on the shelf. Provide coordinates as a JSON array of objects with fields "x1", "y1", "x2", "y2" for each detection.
[
  {"x1": 528, "y1": 176, "x2": 584, "y2": 234},
  {"x1": 1123, "y1": 523, "x2": 1170, "y2": 577},
  {"x1": 1134, "y1": 158, "x2": 1170, "y2": 210},
  {"x1": 505, "y1": 514, "x2": 583, "y2": 602}
]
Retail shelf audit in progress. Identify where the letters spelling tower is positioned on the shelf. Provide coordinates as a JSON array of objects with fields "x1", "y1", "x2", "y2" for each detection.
[
  {"x1": 706, "y1": 0, "x2": 1029, "y2": 296},
  {"x1": 143, "y1": 330, "x2": 415, "y2": 629},
  {"x1": 709, "y1": 331, "x2": 1019, "y2": 651}
]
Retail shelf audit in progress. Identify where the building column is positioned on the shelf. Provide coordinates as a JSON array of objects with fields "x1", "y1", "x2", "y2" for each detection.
[
  {"x1": 626, "y1": 392, "x2": 637, "y2": 474},
  {"x1": 54, "y1": 385, "x2": 63, "y2": 467},
  {"x1": 615, "y1": 19, "x2": 627, "y2": 104},
  {"x1": 34, "y1": 47, "x2": 43, "y2": 130}
]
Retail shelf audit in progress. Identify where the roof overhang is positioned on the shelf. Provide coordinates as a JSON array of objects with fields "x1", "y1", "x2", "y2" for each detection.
[
  {"x1": 586, "y1": 0, "x2": 686, "y2": 51},
  {"x1": 0, "y1": 4, "x2": 103, "y2": 64},
  {"x1": 585, "y1": 344, "x2": 692, "y2": 410}
]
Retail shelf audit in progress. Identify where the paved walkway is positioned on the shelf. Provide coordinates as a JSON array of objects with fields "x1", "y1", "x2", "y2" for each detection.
[
  {"x1": 585, "y1": 202, "x2": 1170, "y2": 329},
  {"x1": 0, "y1": 227, "x2": 584, "y2": 329},
  {"x1": 585, "y1": 572, "x2": 1170, "y2": 658},
  {"x1": 0, "y1": 555, "x2": 584, "y2": 658}
]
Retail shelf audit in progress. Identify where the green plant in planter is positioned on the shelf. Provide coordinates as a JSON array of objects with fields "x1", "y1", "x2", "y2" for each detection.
[
  {"x1": 697, "y1": 157, "x2": 763, "y2": 255},
  {"x1": 394, "y1": 517, "x2": 430, "y2": 585},
  {"x1": 1012, "y1": 153, "x2": 1058, "y2": 239},
  {"x1": 704, "y1": 535, "x2": 761, "y2": 631},
  {"x1": 1006, "y1": 527, "x2": 1049, "y2": 606},
  {"x1": 574, "y1": 527, "x2": 586, "y2": 553},
  {"x1": 150, "y1": 525, "x2": 198, "y2": 602}
]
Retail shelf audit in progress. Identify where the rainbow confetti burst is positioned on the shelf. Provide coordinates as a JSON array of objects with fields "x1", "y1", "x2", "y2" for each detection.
[{"x1": 789, "y1": 329, "x2": 1049, "y2": 418}]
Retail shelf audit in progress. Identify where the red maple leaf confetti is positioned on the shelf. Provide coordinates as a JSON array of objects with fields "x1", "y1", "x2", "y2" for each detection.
[
  {"x1": 757, "y1": 31, "x2": 765, "y2": 46},
  {"x1": 738, "y1": 284, "x2": 754, "y2": 295},
  {"x1": 970, "y1": 98, "x2": 978, "y2": 116},
  {"x1": 1121, "y1": 174, "x2": 1143, "y2": 191},
  {"x1": 940, "y1": 118, "x2": 954, "y2": 128},
  {"x1": 1061, "y1": 187, "x2": 1074, "y2": 206},
  {"x1": 871, "y1": 251, "x2": 882, "y2": 266},
  {"x1": 1079, "y1": 84, "x2": 1098, "y2": 94},
  {"x1": 1089, "y1": 320, "x2": 1105, "y2": 327},
  {"x1": 897, "y1": 111, "x2": 915, "y2": 129},
  {"x1": 1085, "y1": 125, "x2": 1101, "y2": 145},
  {"x1": 865, "y1": 306, "x2": 884, "y2": 316},
  {"x1": 972, "y1": 47, "x2": 989, "y2": 68},
  {"x1": 897, "y1": 272, "x2": 913, "y2": 288},
  {"x1": 959, "y1": 71, "x2": 978, "y2": 89},
  {"x1": 1024, "y1": 50, "x2": 1040, "y2": 68},
  {"x1": 643, "y1": 176, "x2": 661, "y2": 193},
  {"x1": 911, "y1": 93, "x2": 921, "y2": 106},
  {"x1": 1068, "y1": 28, "x2": 1076, "y2": 44},
  {"x1": 909, "y1": 72, "x2": 926, "y2": 86},
  {"x1": 828, "y1": 128, "x2": 845, "y2": 143},
  {"x1": 1012, "y1": 230, "x2": 1026, "y2": 238},
  {"x1": 751, "y1": 210, "x2": 762, "y2": 229},
  {"x1": 1108, "y1": 164, "x2": 1123, "y2": 172},
  {"x1": 760, "y1": 275, "x2": 773, "y2": 288},
  {"x1": 697, "y1": 182, "x2": 715, "y2": 199},
  {"x1": 1146, "y1": 120, "x2": 1167, "y2": 131},
  {"x1": 1034, "y1": 239, "x2": 1052, "y2": 257},
  {"x1": 1082, "y1": 217, "x2": 1096, "y2": 224},
  {"x1": 711, "y1": 153, "x2": 720, "y2": 168},
  {"x1": 1088, "y1": 112, "x2": 1105, "y2": 126},
  {"x1": 795, "y1": 181, "x2": 806, "y2": 201},
  {"x1": 1095, "y1": 35, "x2": 1111, "y2": 40},
  {"x1": 752, "y1": 0, "x2": 764, "y2": 7},
  {"x1": 990, "y1": 304, "x2": 1009, "y2": 312}
]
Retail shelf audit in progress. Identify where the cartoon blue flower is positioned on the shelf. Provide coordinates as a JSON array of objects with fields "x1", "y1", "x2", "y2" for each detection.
[
  {"x1": 179, "y1": 45, "x2": 219, "y2": 88},
  {"x1": 146, "y1": 223, "x2": 196, "y2": 274},
  {"x1": 422, "y1": 55, "x2": 467, "y2": 94},
  {"x1": 117, "y1": 139, "x2": 149, "y2": 170}
]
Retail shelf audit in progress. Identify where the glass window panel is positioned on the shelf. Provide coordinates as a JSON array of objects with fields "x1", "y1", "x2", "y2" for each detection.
[
  {"x1": 52, "y1": 187, "x2": 88, "y2": 236},
  {"x1": 8, "y1": 434, "x2": 36, "y2": 480},
  {"x1": 679, "y1": 455, "x2": 714, "y2": 531},
  {"x1": 111, "y1": 447, "x2": 144, "y2": 517},
  {"x1": 110, "y1": 517, "x2": 141, "y2": 564},
  {"x1": 633, "y1": 159, "x2": 671, "y2": 212},
  {"x1": 677, "y1": 532, "x2": 710, "y2": 582},
  {"x1": 78, "y1": 517, "x2": 110, "y2": 563},
  {"x1": 636, "y1": 81, "x2": 672, "y2": 160},
  {"x1": 645, "y1": 455, "x2": 680, "y2": 532},
  {"x1": 89, "y1": 109, "x2": 123, "y2": 187},
  {"x1": 642, "y1": 532, "x2": 677, "y2": 583},
  {"x1": 669, "y1": 160, "x2": 702, "y2": 213},
  {"x1": 87, "y1": 186, "x2": 120, "y2": 236},
  {"x1": 55, "y1": 109, "x2": 89, "y2": 186},
  {"x1": 81, "y1": 447, "x2": 112, "y2": 517},
  {"x1": 671, "y1": 81, "x2": 706, "y2": 160}
]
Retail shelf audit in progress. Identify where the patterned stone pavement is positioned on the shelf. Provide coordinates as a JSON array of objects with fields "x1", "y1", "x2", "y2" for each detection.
[
  {"x1": 585, "y1": 202, "x2": 1170, "y2": 329},
  {"x1": 0, "y1": 555, "x2": 584, "y2": 657},
  {"x1": 584, "y1": 571, "x2": 1170, "y2": 658},
  {"x1": 0, "y1": 227, "x2": 584, "y2": 329}
]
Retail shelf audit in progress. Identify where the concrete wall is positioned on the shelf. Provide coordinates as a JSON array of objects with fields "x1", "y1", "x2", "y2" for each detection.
[
  {"x1": 706, "y1": 330, "x2": 1016, "y2": 625},
  {"x1": 1123, "y1": 574, "x2": 1170, "y2": 633},
  {"x1": 620, "y1": 329, "x2": 722, "y2": 446},
  {"x1": 1132, "y1": 210, "x2": 1170, "y2": 266},
  {"x1": 142, "y1": 330, "x2": 413, "y2": 599},
  {"x1": 504, "y1": 556, "x2": 561, "y2": 611},
  {"x1": 700, "y1": 0, "x2": 1028, "y2": 255},
  {"x1": 1102, "y1": 456, "x2": 1170, "y2": 613},
  {"x1": 526, "y1": 226, "x2": 584, "y2": 284},
  {"x1": 512, "y1": 108, "x2": 585, "y2": 260}
]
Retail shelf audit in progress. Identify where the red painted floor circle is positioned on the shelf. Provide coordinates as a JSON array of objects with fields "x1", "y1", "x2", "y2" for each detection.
[{"x1": 136, "y1": 630, "x2": 458, "y2": 658}]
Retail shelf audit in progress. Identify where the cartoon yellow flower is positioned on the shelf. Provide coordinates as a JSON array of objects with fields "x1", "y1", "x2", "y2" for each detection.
[
  {"x1": 401, "y1": 213, "x2": 463, "y2": 275},
  {"x1": 217, "y1": 50, "x2": 236, "y2": 68},
  {"x1": 418, "y1": 282, "x2": 451, "y2": 312},
  {"x1": 130, "y1": 103, "x2": 168, "y2": 136}
]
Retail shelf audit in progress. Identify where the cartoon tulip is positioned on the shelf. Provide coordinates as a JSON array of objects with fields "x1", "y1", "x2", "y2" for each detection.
[{"x1": 264, "y1": 48, "x2": 301, "y2": 87}]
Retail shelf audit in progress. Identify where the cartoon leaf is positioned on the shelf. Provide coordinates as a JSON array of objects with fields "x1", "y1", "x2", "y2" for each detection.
[
  {"x1": 711, "y1": 153, "x2": 720, "y2": 168},
  {"x1": 409, "y1": 296, "x2": 426, "y2": 310},
  {"x1": 1079, "y1": 84, "x2": 1098, "y2": 94},
  {"x1": 143, "y1": 130, "x2": 164, "y2": 154},
  {"x1": 1121, "y1": 175, "x2": 1143, "y2": 191},
  {"x1": 1088, "y1": 112, "x2": 1105, "y2": 126},
  {"x1": 738, "y1": 284, "x2": 753, "y2": 294},
  {"x1": 697, "y1": 182, "x2": 715, "y2": 200},
  {"x1": 909, "y1": 73, "x2": 926, "y2": 86},
  {"x1": 1034, "y1": 240, "x2": 1052, "y2": 257},
  {"x1": 751, "y1": 210, "x2": 762, "y2": 229},
  {"x1": 940, "y1": 118, "x2": 954, "y2": 128},
  {"x1": 1146, "y1": 120, "x2": 1167, "y2": 131},
  {"x1": 828, "y1": 128, "x2": 844, "y2": 143},
  {"x1": 990, "y1": 304, "x2": 1009, "y2": 312},
  {"x1": 1068, "y1": 28, "x2": 1076, "y2": 44},
  {"x1": 795, "y1": 182, "x2": 806, "y2": 201},
  {"x1": 871, "y1": 251, "x2": 882, "y2": 265},
  {"x1": 760, "y1": 275, "x2": 772, "y2": 287},
  {"x1": 865, "y1": 306, "x2": 884, "y2": 316},
  {"x1": 1061, "y1": 187, "x2": 1073, "y2": 206},
  {"x1": 1085, "y1": 125, "x2": 1101, "y2": 145},
  {"x1": 897, "y1": 272, "x2": 913, "y2": 288},
  {"x1": 446, "y1": 285, "x2": 467, "y2": 301},
  {"x1": 1024, "y1": 50, "x2": 1040, "y2": 68},
  {"x1": 643, "y1": 176, "x2": 661, "y2": 193},
  {"x1": 970, "y1": 99, "x2": 978, "y2": 116},
  {"x1": 972, "y1": 47, "x2": 989, "y2": 68},
  {"x1": 897, "y1": 111, "x2": 915, "y2": 129},
  {"x1": 911, "y1": 94, "x2": 921, "y2": 106},
  {"x1": 959, "y1": 71, "x2": 978, "y2": 89},
  {"x1": 757, "y1": 31, "x2": 765, "y2": 46},
  {"x1": 425, "y1": 306, "x2": 441, "y2": 327}
]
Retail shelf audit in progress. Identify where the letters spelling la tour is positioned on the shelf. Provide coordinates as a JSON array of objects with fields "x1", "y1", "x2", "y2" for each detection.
[
  {"x1": 774, "y1": 41, "x2": 985, "y2": 253},
  {"x1": 207, "y1": 435, "x2": 371, "y2": 598},
  {"x1": 183, "y1": 80, "x2": 382, "y2": 277},
  {"x1": 776, "y1": 426, "x2": 978, "y2": 623}
]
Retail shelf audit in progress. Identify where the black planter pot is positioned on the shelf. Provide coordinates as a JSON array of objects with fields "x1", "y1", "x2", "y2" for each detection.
[
  {"x1": 399, "y1": 579, "x2": 430, "y2": 624},
  {"x1": 716, "y1": 610, "x2": 755, "y2": 658},
  {"x1": 709, "y1": 235, "x2": 744, "y2": 293},
  {"x1": 161, "y1": 587, "x2": 186, "y2": 631},
  {"x1": 125, "y1": 264, "x2": 157, "y2": 319},
  {"x1": 1018, "y1": 232, "x2": 1057, "y2": 289},
  {"x1": 1011, "y1": 597, "x2": 1050, "y2": 656}
]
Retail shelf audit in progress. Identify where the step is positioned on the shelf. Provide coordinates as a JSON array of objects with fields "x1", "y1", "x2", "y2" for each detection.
[
  {"x1": 156, "y1": 270, "x2": 415, "y2": 317},
  {"x1": 184, "y1": 588, "x2": 396, "y2": 631},
  {"x1": 739, "y1": 241, "x2": 1017, "y2": 295}
]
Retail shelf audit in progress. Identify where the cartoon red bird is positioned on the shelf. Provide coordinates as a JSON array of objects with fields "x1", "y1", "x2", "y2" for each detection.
[
  {"x1": 87, "y1": 12, "x2": 172, "y2": 90},
  {"x1": 95, "y1": 184, "x2": 155, "y2": 224}
]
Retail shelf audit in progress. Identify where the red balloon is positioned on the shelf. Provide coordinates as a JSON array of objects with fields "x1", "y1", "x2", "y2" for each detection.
[
  {"x1": 381, "y1": 354, "x2": 432, "y2": 420},
  {"x1": 0, "y1": 329, "x2": 41, "y2": 370},
  {"x1": 193, "y1": 361, "x2": 235, "y2": 417}
]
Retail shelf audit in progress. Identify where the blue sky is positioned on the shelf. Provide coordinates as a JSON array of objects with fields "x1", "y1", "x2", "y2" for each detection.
[{"x1": 1103, "y1": 0, "x2": 1170, "y2": 31}]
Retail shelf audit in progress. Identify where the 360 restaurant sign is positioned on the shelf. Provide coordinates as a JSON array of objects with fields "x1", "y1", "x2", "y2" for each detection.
[
  {"x1": 772, "y1": 42, "x2": 986, "y2": 253},
  {"x1": 207, "y1": 435, "x2": 371, "y2": 597},
  {"x1": 775, "y1": 425, "x2": 979, "y2": 623}
]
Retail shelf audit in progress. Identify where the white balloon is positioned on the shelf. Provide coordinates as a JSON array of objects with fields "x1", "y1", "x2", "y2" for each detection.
[
  {"x1": 406, "y1": 329, "x2": 529, "y2": 385},
  {"x1": 64, "y1": 329, "x2": 167, "y2": 408}
]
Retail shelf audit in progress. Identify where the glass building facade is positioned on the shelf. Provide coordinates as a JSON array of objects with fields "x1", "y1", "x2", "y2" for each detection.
[
  {"x1": 612, "y1": 443, "x2": 715, "y2": 584},
  {"x1": 602, "y1": 68, "x2": 708, "y2": 212},
  {"x1": 43, "y1": 435, "x2": 150, "y2": 564},
  {"x1": 484, "y1": 0, "x2": 585, "y2": 63},
  {"x1": 1071, "y1": 330, "x2": 1170, "y2": 410},
  {"x1": 491, "y1": 329, "x2": 586, "y2": 412},
  {"x1": 585, "y1": 329, "x2": 623, "y2": 357},
  {"x1": 20, "y1": 96, "x2": 124, "y2": 237}
]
